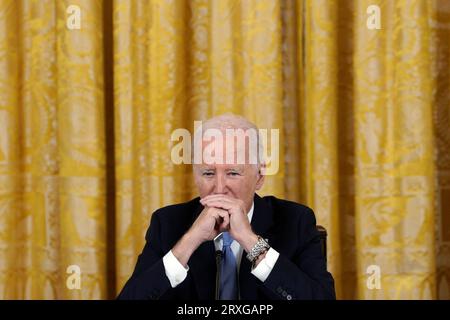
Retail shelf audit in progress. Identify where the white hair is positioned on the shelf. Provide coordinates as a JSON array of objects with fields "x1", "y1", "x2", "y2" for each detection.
[{"x1": 193, "y1": 113, "x2": 265, "y2": 167}]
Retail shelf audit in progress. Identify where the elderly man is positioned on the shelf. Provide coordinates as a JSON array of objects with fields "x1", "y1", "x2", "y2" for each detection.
[{"x1": 118, "y1": 114, "x2": 335, "y2": 300}]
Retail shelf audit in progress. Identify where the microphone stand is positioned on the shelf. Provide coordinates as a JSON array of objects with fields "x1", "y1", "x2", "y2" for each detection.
[{"x1": 215, "y1": 250, "x2": 222, "y2": 300}]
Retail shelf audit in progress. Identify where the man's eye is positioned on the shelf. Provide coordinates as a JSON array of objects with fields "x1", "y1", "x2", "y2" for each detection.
[
  {"x1": 228, "y1": 172, "x2": 240, "y2": 176},
  {"x1": 202, "y1": 172, "x2": 214, "y2": 176}
]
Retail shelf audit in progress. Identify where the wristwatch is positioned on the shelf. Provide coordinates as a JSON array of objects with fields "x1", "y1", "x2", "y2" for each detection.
[{"x1": 246, "y1": 236, "x2": 270, "y2": 265}]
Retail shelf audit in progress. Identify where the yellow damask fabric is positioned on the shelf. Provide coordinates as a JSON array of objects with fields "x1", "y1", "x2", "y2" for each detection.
[
  {"x1": 0, "y1": 0, "x2": 449, "y2": 299},
  {"x1": 0, "y1": 0, "x2": 106, "y2": 298}
]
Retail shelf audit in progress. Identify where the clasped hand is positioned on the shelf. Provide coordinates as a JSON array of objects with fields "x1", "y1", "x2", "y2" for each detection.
[{"x1": 190, "y1": 195, "x2": 254, "y2": 246}]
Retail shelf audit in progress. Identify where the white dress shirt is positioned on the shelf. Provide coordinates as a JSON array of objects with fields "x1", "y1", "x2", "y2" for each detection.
[{"x1": 162, "y1": 202, "x2": 280, "y2": 288}]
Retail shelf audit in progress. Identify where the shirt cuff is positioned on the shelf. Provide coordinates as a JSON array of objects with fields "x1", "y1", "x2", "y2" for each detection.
[
  {"x1": 250, "y1": 247, "x2": 280, "y2": 282},
  {"x1": 162, "y1": 250, "x2": 189, "y2": 288}
]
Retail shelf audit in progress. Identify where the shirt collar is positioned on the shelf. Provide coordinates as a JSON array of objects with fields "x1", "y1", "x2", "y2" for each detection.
[{"x1": 247, "y1": 202, "x2": 255, "y2": 223}]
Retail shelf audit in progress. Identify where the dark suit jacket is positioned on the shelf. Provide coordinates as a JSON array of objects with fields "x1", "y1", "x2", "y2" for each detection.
[{"x1": 117, "y1": 194, "x2": 335, "y2": 300}]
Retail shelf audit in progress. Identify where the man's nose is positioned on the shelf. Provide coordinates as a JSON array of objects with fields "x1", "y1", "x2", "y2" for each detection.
[{"x1": 213, "y1": 174, "x2": 227, "y2": 194}]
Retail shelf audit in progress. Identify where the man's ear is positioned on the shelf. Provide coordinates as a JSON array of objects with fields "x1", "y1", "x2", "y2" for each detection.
[{"x1": 255, "y1": 164, "x2": 265, "y2": 190}]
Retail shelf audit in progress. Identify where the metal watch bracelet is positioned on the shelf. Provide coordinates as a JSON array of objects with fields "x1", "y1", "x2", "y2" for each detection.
[{"x1": 246, "y1": 236, "x2": 270, "y2": 263}]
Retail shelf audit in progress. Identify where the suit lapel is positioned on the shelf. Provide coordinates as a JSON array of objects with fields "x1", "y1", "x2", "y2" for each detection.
[
  {"x1": 189, "y1": 240, "x2": 217, "y2": 300},
  {"x1": 239, "y1": 194, "x2": 274, "y2": 299}
]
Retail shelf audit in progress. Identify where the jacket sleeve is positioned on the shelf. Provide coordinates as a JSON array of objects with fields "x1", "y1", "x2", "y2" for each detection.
[
  {"x1": 262, "y1": 208, "x2": 336, "y2": 300},
  {"x1": 117, "y1": 211, "x2": 172, "y2": 300}
]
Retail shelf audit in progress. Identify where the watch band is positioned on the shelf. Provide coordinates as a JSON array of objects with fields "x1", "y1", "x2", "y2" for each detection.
[{"x1": 246, "y1": 236, "x2": 270, "y2": 263}]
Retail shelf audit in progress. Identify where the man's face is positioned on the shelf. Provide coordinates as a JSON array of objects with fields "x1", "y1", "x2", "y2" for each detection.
[{"x1": 193, "y1": 133, "x2": 265, "y2": 213}]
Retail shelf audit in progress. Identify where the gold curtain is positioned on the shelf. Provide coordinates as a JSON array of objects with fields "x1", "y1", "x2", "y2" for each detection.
[
  {"x1": 0, "y1": 0, "x2": 106, "y2": 299},
  {"x1": 0, "y1": 0, "x2": 449, "y2": 299}
]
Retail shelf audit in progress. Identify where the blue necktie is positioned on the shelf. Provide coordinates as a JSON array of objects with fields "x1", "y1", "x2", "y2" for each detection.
[{"x1": 219, "y1": 232, "x2": 238, "y2": 300}]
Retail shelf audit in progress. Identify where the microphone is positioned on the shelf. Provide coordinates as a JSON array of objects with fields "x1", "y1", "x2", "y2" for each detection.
[{"x1": 215, "y1": 250, "x2": 222, "y2": 300}]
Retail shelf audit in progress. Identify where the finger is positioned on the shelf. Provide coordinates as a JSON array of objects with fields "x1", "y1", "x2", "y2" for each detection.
[
  {"x1": 207, "y1": 207, "x2": 228, "y2": 215},
  {"x1": 205, "y1": 208, "x2": 221, "y2": 224},
  {"x1": 217, "y1": 209, "x2": 230, "y2": 230},
  {"x1": 202, "y1": 195, "x2": 237, "y2": 205},
  {"x1": 200, "y1": 195, "x2": 232, "y2": 206},
  {"x1": 203, "y1": 199, "x2": 233, "y2": 211},
  {"x1": 203, "y1": 199, "x2": 245, "y2": 216},
  {"x1": 201, "y1": 194, "x2": 235, "y2": 203},
  {"x1": 211, "y1": 212, "x2": 221, "y2": 227},
  {"x1": 208, "y1": 207, "x2": 228, "y2": 223},
  {"x1": 202, "y1": 195, "x2": 243, "y2": 210},
  {"x1": 209, "y1": 207, "x2": 230, "y2": 231}
]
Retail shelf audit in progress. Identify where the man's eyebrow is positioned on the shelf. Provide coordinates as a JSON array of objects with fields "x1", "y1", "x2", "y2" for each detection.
[{"x1": 225, "y1": 167, "x2": 243, "y2": 172}]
